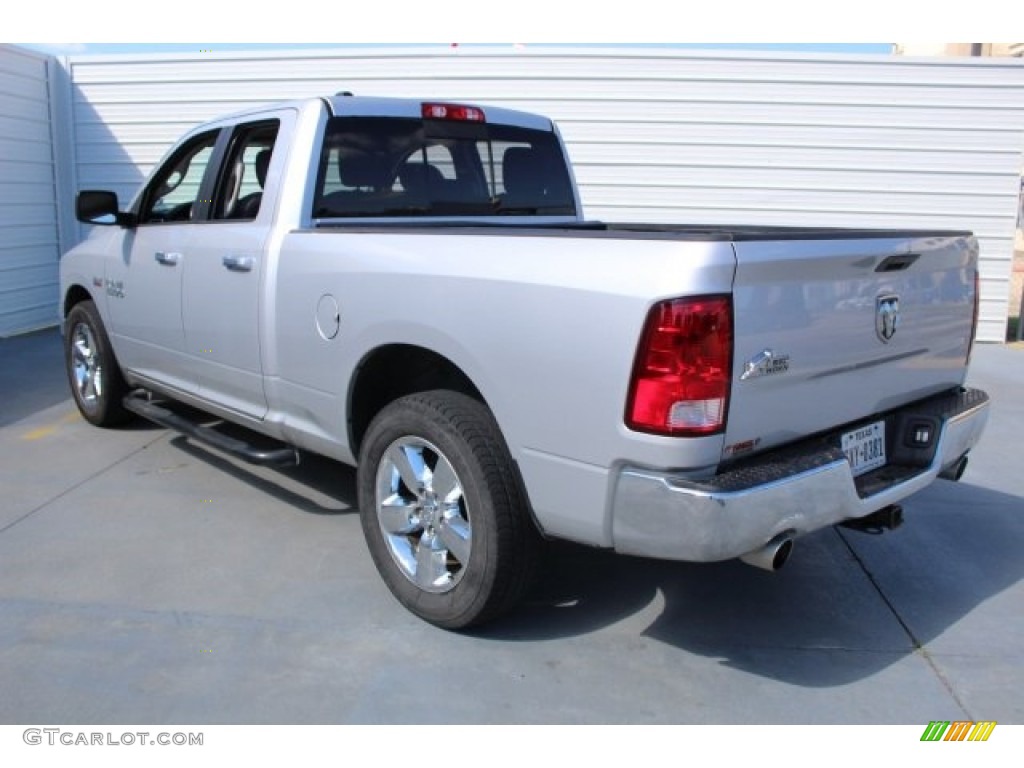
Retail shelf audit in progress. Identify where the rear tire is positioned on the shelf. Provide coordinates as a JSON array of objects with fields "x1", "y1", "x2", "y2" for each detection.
[
  {"x1": 357, "y1": 390, "x2": 540, "y2": 629},
  {"x1": 64, "y1": 300, "x2": 131, "y2": 427}
]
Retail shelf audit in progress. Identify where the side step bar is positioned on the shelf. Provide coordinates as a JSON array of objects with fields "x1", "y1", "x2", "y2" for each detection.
[{"x1": 123, "y1": 394, "x2": 300, "y2": 467}]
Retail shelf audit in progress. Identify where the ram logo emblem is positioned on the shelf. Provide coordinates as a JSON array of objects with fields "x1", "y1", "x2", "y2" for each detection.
[{"x1": 876, "y1": 294, "x2": 900, "y2": 343}]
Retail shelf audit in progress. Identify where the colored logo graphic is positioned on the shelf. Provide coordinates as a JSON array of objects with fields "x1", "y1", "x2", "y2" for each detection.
[{"x1": 920, "y1": 721, "x2": 996, "y2": 742}]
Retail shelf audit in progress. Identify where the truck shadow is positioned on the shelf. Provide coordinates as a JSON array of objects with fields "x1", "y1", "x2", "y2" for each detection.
[
  {"x1": 478, "y1": 481, "x2": 1024, "y2": 688},
  {"x1": 159, "y1": 410, "x2": 1022, "y2": 691},
  {"x1": 0, "y1": 328, "x2": 75, "y2": 428},
  {"x1": 0, "y1": 327, "x2": 161, "y2": 432},
  {"x1": 168, "y1": 435, "x2": 357, "y2": 516}
]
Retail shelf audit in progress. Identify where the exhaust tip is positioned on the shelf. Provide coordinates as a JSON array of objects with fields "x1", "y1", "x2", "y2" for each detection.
[{"x1": 739, "y1": 535, "x2": 794, "y2": 572}]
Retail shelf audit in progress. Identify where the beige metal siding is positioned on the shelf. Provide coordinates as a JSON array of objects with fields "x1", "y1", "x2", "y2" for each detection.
[
  {"x1": 0, "y1": 45, "x2": 60, "y2": 336},
  {"x1": 63, "y1": 48, "x2": 1024, "y2": 342}
]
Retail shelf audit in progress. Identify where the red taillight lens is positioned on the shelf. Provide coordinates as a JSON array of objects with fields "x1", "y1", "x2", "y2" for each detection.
[
  {"x1": 421, "y1": 103, "x2": 486, "y2": 122},
  {"x1": 626, "y1": 296, "x2": 733, "y2": 436}
]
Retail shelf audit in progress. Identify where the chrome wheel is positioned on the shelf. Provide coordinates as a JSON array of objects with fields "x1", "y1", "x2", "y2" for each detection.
[
  {"x1": 63, "y1": 300, "x2": 130, "y2": 427},
  {"x1": 375, "y1": 436, "x2": 471, "y2": 594},
  {"x1": 71, "y1": 321, "x2": 103, "y2": 408},
  {"x1": 358, "y1": 391, "x2": 541, "y2": 628}
]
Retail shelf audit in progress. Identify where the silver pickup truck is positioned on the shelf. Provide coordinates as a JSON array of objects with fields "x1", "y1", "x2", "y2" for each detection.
[{"x1": 60, "y1": 94, "x2": 990, "y2": 628}]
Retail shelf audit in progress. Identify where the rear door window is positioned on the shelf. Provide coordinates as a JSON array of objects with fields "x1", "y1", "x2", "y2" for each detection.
[{"x1": 210, "y1": 121, "x2": 280, "y2": 220}]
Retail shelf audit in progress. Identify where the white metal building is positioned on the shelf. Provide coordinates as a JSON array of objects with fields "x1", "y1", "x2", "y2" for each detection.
[
  {"x1": 0, "y1": 45, "x2": 61, "y2": 336},
  {"x1": 4, "y1": 46, "x2": 1024, "y2": 342}
]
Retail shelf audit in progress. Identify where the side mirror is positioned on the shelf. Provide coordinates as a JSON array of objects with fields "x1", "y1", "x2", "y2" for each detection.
[{"x1": 76, "y1": 190, "x2": 135, "y2": 227}]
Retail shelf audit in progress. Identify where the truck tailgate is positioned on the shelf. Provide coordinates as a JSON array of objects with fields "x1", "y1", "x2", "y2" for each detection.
[{"x1": 724, "y1": 233, "x2": 977, "y2": 462}]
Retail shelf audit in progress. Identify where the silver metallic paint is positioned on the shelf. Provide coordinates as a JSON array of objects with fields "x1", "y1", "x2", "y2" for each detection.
[{"x1": 59, "y1": 96, "x2": 987, "y2": 557}]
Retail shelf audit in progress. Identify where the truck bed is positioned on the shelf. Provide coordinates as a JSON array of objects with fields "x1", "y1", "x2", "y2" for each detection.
[
  {"x1": 304, "y1": 218, "x2": 978, "y2": 471},
  {"x1": 313, "y1": 218, "x2": 971, "y2": 241}
]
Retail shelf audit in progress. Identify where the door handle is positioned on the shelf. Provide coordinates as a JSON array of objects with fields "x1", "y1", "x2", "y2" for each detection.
[
  {"x1": 154, "y1": 251, "x2": 181, "y2": 266},
  {"x1": 222, "y1": 255, "x2": 255, "y2": 272}
]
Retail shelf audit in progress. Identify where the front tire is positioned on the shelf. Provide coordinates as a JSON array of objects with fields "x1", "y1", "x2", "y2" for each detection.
[
  {"x1": 357, "y1": 391, "x2": 540, "y2": 629},
  {"x1": 64, "y1": 300, "x2": 130, "y2": 427}
]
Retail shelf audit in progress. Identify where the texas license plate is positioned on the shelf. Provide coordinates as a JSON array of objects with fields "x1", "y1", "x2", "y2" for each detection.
[{"x1": 842, "y1": 421, "x2": 886, "y2": 477}]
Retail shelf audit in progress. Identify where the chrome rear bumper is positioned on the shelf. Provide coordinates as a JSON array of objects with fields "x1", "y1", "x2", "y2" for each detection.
[{"x1": 610, "y1": 387, "x2": 990, "y2": 562}]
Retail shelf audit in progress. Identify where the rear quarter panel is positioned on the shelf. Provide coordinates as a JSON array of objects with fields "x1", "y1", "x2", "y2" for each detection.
[{"x1": 270, "y1": 228, "x2": 736, "y2": 545}]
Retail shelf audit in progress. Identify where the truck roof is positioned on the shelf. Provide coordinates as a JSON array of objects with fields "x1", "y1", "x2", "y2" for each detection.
[
  {"x1": 188, "y1": 94, "x2": 556, "y2": 136},
  {"x1": 325, "y1": 94, "x2": 555, "y2": 131}
]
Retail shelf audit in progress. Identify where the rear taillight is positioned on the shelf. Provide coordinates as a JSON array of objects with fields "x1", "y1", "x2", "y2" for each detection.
[{"x1": 626, "y1": 295, "x2": 733, "y2": 436}]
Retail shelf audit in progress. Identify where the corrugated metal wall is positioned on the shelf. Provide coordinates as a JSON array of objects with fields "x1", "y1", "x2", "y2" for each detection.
[
  {"x1": 0, "y1": 45, "x2": 60, "y2": 336},
  {"x1": 61, "y1": 47, "x2": 1024, "y2": 342}
]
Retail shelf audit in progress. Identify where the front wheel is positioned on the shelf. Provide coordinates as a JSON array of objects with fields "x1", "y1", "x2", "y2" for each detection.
[
  {"x1": 64, "y1": 300, "x2": 130, "y2": 427},
  {"x1": 357, "y1": 391, "x2": 541, "y2": 629}
]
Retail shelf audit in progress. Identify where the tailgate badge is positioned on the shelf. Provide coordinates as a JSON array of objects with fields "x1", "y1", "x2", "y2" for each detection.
[
  {"x1": 741, "y1": 349, "x2": 790, "y2": 381},
  {"x1": 876, "y1": 294, "x2": 900, "y2": 343}
]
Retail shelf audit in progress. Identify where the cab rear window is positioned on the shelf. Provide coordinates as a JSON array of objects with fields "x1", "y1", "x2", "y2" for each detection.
[{"x1": 312, "y1": 117, "x2": 576, "y2": 218}]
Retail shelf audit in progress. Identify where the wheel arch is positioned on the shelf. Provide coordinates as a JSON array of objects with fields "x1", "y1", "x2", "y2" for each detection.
[
  {"x1": 63, "y1": 283, "x2": 95, "y2": 319},
  {"x1": 347, "y1": 343, "x2": 486, "y2": 456}
]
